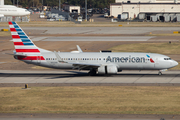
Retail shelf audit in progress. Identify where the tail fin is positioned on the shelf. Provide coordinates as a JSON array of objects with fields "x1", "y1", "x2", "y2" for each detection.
[
  {"x1": 8, "y1": 21, "x2": 41, "y2": 53},
  {"x1": 8, "y1": 21, "x2": 48, "y2": 61}
]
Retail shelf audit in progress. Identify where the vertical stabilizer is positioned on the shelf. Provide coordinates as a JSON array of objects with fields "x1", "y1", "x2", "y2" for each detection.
[{"x1": 8, "y1": 21, "x2": 47, "y2": 61}]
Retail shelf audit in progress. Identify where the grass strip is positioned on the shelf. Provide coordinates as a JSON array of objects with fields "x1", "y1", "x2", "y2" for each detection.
[{"x1": 0, "y1": 86, "x2": 180, "y2": 114}]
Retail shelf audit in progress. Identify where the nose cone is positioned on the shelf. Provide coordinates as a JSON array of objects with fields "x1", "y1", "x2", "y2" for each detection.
[
  {"x1": 26, "y1": 11, "x2": 30, "y2": 15},
  {"x1": 172, "y1": 61, "x2": 178, "y2": 67}
]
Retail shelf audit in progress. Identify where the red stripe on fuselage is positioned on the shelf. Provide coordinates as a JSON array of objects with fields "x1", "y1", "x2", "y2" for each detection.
[
  {"x1": 12, "y1": 35, "x2": 20, "y2": 39},
  {"x1": 10, "y1": 28, "x2": 16, "y2": 32},
  {"x1": 16, "y1": 49, "x2": 40, "y2": 52},
  {"x1": 14, "y1": 42, "x2": 24, "y2": 45},
  {"x1": 17, "y1": 56, "x2": 45, "y2": 60}
]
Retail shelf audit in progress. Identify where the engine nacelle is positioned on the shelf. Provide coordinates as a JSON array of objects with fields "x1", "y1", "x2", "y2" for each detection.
[{"x1": 98, "y1": 65, "x2": 117, "y2": 74}]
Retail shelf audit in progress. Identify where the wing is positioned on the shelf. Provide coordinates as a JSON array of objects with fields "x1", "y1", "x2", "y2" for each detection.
[{"x1": 68, "y1": 62, "x2": 101, "y2": 70}]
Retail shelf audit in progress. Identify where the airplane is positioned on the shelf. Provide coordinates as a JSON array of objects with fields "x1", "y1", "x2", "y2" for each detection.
[
  {"x1": 0, "y1": 5, "x2": 30, "y2": 17},
  {"x1": 8, "y1": 21, "x2": 178, "y2": 76}
]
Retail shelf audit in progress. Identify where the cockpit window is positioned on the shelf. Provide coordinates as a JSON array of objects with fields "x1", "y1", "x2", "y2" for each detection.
[{"x1": 164, "y1": 58, "x2": 171, "y2": 60}]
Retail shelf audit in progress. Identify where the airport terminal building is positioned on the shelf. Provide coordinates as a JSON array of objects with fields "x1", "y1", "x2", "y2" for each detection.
[{"x1": 110, "y1": 0, "x2": 180, "y2": 22}]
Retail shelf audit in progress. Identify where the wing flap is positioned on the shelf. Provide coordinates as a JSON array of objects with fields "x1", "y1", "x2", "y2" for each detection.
[{"x1": 68, "y1": 62, "x2": 101, "y2": 70}]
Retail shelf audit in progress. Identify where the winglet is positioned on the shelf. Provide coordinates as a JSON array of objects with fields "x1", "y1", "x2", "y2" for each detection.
[
  {"x1": 54, "y1": 51, "x2": 66, "y2": 63},
  {"x1": 77, "y1": 45, "x2": 83, "y2": 53}
]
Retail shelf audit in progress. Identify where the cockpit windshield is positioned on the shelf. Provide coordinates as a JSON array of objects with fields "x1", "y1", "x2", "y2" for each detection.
[{"x1": 164, "y1": 58, "x2": 171, "y2": 60}]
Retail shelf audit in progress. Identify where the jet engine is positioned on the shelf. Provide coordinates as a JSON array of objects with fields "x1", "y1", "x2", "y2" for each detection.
[{"x1": 98, "y1": 65, "x2": 117, "y2": 74}]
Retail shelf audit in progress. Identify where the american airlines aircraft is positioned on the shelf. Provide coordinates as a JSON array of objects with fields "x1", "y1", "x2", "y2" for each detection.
[
  {"x1": 0, "y1": 5, "x2": 30, "y2": 17},
  {"x1": 8, "y1": 21, "x2": 178, "y2": 75}
]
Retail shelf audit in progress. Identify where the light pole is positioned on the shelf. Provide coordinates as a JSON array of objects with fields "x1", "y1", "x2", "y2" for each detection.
[
  {"x1": 59, "y1": 0, "x2": 61, "y2": 11},
  {"x1": 85, "y1": 0, "x2": 87, "y2": 21},
  {"x1": 42, "y1": 0, "x2": 43, "y2": 11},
  {"x1": 17, "y1": 0, "x2": 18, "y2": 7}
]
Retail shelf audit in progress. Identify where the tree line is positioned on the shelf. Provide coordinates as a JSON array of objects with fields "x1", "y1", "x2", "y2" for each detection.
[{"x1": 5, "y1": 0, "x2": 115, "y2": 9}]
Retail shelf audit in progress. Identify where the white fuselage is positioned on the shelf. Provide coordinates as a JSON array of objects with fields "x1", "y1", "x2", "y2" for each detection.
[
  {"x1": 22, "y1": 52, "x2": 178, "y2": 71},
  {"x1": 0, "y1": 5, "x2": 30, "y2": 16}
]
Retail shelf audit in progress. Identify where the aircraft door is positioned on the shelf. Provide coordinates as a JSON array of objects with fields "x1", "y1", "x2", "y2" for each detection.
[{"x1": 154, "y1": 58, "x2": 159, "y2": 68}]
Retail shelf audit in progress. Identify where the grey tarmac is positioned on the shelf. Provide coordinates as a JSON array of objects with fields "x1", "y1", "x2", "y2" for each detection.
[
  {"x1": 30, "y1": 36, "x2": 155, "y2": 41},
  {"x1": 0, "y1": 113, "x2": 179, "y2": 120},
  {"x1": 1, "y1": 27, "x2": 180, "y2": 35},
  {"x1": 0, "y1": 70, "x2": 180, "y2": 84}
]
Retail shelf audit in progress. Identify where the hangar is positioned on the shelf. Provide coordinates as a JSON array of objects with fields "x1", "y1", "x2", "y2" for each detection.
[
  {"x1": 64, "y1": 5, "x2": 80, "y2": 14},
  {"x1": 110, "y1": 0, "x2": 180, "y2": 22}
]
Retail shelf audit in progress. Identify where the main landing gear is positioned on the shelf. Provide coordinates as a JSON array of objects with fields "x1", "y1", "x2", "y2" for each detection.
[{"x1": 88, "y1": 69, "x2": 97, "y2": 76}]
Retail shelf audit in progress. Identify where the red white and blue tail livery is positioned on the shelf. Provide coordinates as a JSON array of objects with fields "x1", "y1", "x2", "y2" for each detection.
[
  {"x1": 8, "y1": 21, "x2": 178, "y2": 75},
  {"x1": 9, "y1": 21, "x2": 49, "y2": 61}
]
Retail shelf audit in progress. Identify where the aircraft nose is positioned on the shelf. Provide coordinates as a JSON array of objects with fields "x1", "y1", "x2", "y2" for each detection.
[
  {"x1": 172, "y1": 60, "x2": 178, "y2": 67},
  {"x1": 27, "y1": 11, "x2": 31, "y2": 15}
]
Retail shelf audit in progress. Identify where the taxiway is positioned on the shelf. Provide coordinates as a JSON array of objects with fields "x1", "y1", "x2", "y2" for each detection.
[{"x1": 0, "y1": 70, "x2": 179, "y2": 84}]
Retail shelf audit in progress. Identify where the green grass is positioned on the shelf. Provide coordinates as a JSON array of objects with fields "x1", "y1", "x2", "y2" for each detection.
[{"x1": 0, "y1": 86, "x2": 180, "y2": 114}]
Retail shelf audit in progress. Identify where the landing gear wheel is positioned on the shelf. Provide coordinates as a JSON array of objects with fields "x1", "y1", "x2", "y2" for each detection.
[
  {"x1": 88, "y1": 69, "x2": 97, "y2": 76},
  {"x1": 158, "y1": 71, "x2": 162, "y2": 76}
]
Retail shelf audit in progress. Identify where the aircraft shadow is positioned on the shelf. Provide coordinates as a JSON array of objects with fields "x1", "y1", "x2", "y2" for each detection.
[{"x1": 0, "y1": 71, "x2": 179, "y2": 79}]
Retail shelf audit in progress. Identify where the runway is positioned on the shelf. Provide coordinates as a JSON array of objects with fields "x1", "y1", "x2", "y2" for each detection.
[
  {"x1": 0, "y1": 70, "x2": 179, "y2": 84},
  {"x1": 17, "y1": 27, "x2": 180, "y2": 34},
  {"x1": 2, "y1": 26, "x2": 180, "y2": 35}
]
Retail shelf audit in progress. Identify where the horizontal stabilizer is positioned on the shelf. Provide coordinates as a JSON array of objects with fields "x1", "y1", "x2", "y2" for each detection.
[{"x1": 5, "y1": 53, "x2": 27, "y2": 56}]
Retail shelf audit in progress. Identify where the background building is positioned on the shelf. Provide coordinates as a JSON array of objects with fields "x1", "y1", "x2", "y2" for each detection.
[
  {"x1": 64, "y1": 5, "x2": 80, "y2": 14},
  {"x1": 115, "y1": 0, "x2": 178, "y2": 3},
  {"x1": 111, "y1": 0, "x2": 180, "y2": 22}
]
